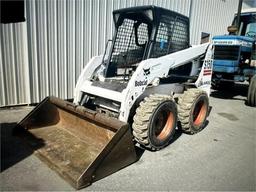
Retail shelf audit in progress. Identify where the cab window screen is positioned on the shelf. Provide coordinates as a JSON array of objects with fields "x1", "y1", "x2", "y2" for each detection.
[{"x1": 151, "y1": 15, "x2": 189, "y2": 58}]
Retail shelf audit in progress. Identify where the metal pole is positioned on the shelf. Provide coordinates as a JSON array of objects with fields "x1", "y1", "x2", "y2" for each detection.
[
  {"x1": 189, "y1": 0, "x2": 193, "y2": 44},
  {"x1": 236, "y1": 0, "x2": 243, "y2": 33}
]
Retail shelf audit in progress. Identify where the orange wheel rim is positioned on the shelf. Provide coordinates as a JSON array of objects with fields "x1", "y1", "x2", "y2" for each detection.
[
  {"x1": 157, "y1": 112, "x2": 174, "y2": 140},
  {"x1": 193, "y1": 101, "x2": 207, "y2": 126}
]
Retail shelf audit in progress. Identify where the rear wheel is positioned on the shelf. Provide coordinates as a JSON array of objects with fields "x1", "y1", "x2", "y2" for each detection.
[
  {"x1": 247, "y1": 75, "x2": 256, "y2": 106},
  {"x1": 132, "y1": 94, "x2": 177, "y2": 151},
  {"x1": 178, "y1": 89, "x2": 209, "y2": 134}
]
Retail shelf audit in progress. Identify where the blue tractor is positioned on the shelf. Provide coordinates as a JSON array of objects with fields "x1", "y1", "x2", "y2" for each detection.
[{"x1": 212, "y1": 7, "x2": 256, "y2": 106}]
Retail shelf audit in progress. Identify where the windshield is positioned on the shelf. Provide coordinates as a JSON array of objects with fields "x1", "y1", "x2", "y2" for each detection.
[
  {"x1": 245, "y1": 22, "x2": 256, "y2": 39},
  {"x1": 232, "y1": 13, "x2": 256, "y2": 38},
  {"x1": 106, "y1": 14, "x2": 152, "y2": 78}
]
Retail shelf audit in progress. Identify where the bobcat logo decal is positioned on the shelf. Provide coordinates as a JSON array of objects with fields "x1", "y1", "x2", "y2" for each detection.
[{"x1": 143, "y1": 68, "x2": 150, "y2": 76}]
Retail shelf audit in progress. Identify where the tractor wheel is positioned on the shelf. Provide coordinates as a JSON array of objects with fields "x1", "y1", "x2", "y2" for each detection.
[
  {"x1": 132, "y1": 94, "x2": 177, "y2": 151},
  {"x1": 247, "y1": 75, "x2": 256, "y2": 106},
  {"x1": 178, "y1": 88, "x2": 209, "y2": 134}
]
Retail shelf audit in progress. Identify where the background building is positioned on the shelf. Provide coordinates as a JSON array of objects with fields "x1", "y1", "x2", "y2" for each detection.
[{"x1": 0, "y1": 0, "x2": 255, "y2": 106}]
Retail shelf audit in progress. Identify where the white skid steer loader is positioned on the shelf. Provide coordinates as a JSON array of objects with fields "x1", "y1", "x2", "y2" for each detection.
[{"x1": 15, "y1": 6, "x2": 214, "y2": 189}]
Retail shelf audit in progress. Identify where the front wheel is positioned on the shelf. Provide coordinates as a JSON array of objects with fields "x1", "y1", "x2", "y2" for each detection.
[{"x1": 132, "y1": 94, "x2": 177, "y2": 151}]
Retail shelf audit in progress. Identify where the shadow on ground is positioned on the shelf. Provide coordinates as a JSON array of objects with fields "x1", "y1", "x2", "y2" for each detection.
[
  {"x1": 0, "y1": 123, "x2": 35, "y2": 172},
  {"x1": 211, "y1": 83, "x2": 248, "y2": 102}
]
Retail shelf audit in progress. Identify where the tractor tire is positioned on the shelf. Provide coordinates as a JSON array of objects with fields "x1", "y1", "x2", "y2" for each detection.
[
  {"x1": 178, "y1": 88, "x2": 209, "y2": 134},
  {"x1": 247, "y1": 75, "x2": 256, "y2": 107},
  {"x1": 132, "y1": 94, "x2": 177, "y2": 151}
]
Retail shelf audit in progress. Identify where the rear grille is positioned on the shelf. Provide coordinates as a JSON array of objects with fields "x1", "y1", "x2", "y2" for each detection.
[{"x1": 214, "y1": 45, "x2": 240, "y2": 60}]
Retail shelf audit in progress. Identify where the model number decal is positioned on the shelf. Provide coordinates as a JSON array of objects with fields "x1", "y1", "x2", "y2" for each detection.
[
  {"x1": 198, "y1": 80, "x2": 211, "y2": 87},
  {"x1": 135, "y1": 80, "x2": 148, "y2": 87},
  {"x1": 204, "y1": 59, "x2": 213, "y2": 70}
]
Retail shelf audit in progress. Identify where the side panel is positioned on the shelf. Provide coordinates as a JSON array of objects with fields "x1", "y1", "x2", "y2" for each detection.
[
  {"x1": 73, "y1": 55, "x2": 103, "y2": 104},
  {"x1": 119, "y1": 44, "x2": 210, "y2": 122},
  {"x1": 195, "y1": 44, "x2": 214, "y2": 96}
]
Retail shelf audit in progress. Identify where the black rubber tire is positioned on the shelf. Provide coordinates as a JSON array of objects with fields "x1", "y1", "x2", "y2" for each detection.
[
  {"x1": 178, "y1": 88, "x2": 209, "y2": 134},
  {"x1": 132, "y1": 94, "x2": 177, "y2": 151},
  {"x1": 247, "y1": 75, "x2": 256, "y2": 107}
]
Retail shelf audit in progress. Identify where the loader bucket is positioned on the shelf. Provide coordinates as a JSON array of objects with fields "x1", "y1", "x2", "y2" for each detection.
[{"x1": 14, "y1": 96, "x2": 139, "y2": 189}]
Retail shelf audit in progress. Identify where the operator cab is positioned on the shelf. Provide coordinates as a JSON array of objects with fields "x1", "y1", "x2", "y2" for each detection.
[{"x1": 104, "y1": 6, "x2": 189, "y2": 79}]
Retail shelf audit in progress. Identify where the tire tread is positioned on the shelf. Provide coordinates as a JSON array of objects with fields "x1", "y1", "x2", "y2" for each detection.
[
  {"x1": 132, "y1": 94, "x2": 173, "y2": 150},
  {"x1": 178, "y1": 88, "x2": 208, "y2": 134}
]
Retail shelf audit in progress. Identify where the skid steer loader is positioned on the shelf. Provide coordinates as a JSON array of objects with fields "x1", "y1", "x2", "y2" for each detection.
[{"x1": 15, "y1": 6, "x2": 214, "y2": 189}]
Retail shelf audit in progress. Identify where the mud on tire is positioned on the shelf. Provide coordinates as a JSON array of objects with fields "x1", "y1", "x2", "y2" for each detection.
[
  {"x1": 178, "y1": 88, "x2": 209, "y2": 134},
  {"x1": 132, "y1": 94, "x2": 177, "y2": 151}
]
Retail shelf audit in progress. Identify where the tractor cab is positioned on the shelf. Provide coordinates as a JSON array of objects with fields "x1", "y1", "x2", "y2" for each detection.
[
  {"x1": 212, "y1": 9, "x2": 256, "y2": 81},
  {"x1": 230, "y1": 10, "x2": 256, "y2": 38},
  {"x1": 104, "y1": 6, "x2": 189, "y2": 79}
]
